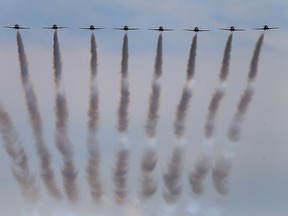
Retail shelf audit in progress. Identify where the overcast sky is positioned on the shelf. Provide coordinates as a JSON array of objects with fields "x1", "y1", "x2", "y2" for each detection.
[{"x1": 0, "y1": 0, "x2": 287, "y2": 215}]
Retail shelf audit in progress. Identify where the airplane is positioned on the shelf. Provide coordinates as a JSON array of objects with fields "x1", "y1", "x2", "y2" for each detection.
[
  {"x1": 253, "y1": 25, "x2": 279, "y2": 31},
  {"x1": 219, "y1": 26, "x2": 245, "y2": 32},
  {"x1": 79, "y1": 25, "x2": 105, "y2": 30},
  {"x1": 113, "y1": 25, "x2": 139, "y2": 31},
  {"x1": 43, "y1": 24, "x2": 68, "y2": 30},
  {"x1": 183, "y1": 27, "x2": 209, "y2": 32},
  {"x1": 3, "y1": 24, "x2": 30, "y2": 30},
  {"x1": 148, "y1": 26, "x2": 174, "y2": 32}
]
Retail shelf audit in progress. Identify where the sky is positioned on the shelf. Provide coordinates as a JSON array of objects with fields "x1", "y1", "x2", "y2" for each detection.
[{"x1": 0, "y1": 0, "x2": 287, "y2": 215}]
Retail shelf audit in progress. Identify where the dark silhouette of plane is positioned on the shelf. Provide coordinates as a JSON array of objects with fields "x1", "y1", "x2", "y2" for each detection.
[
  {"x1": 113, "y1": 25, "x2": 139, "y2": 31},
  {"x1": 253, "y1": 25, "x2": 279, "y2": 31},
  {"x1": 79, "y1": 25, "x2": 105, "y2": 30},
  {"x1": 148, "y1": 26, "x2": 174, "y2": 32},
  {"x1": 219, "y1": 26, "x2": 245, "y2": 32},
  {"x1": 43, "y1": 24, "x2": 68, "y2": 30},
  {"x1": 3, "y1": 24, "x2": 30, "y2": 30},
  {"x1": 184, "y1": 27, "x2": 209, "y2": 32}
]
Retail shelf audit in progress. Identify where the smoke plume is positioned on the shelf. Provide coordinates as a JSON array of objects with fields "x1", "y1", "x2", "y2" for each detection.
[
  {"x1": 228, "y1": 33, "x2": 264, "y2": 142},
  {"x1": 220, "y1": 34, "x2": 233, "y2": 81},
  {"x1": 0, "y1": 103, "x2": 39, "y2": 202},
  {"x1": 174, "y1": 84, "x2": 193, "y2": 139},
  {"x1": 227, "y1": 85, "x2": 254, "y2": 142},
  {"x1": 162, "y1": 34, "x2": 198, "y2": 203},
  {"x1": 154, "y1": 33, "x2": 163, "y2": 79},
  {"x1": 174, "y1": 34, "x2": 197, "y2": 138},
  {"x1": 16, "y1": 31, "x2": 62, "y2": 200},
  {"x1": 204, "y1": 86, "x2": 225, "y2": 138},
  {"x1": 190, "y1": 34, "x2": 233, "y2": 196},
  {"x1": 86, "y1": 33, "x2": 104, "y2": 201},
  {"x1": 212, "y1": 154, "x2": 233, "y2": 195},
  {"x1": 145, "y1": 81, "x2": 161, "y2": 138},
  {"x1": 186, "y1": 34, "x2": 198, "y2": 81},
  {"x1": 163, "y1": 146, "x2": 185, "y2": 204},
  {"x1": 213, "y1": 33, "x2": 265, "y2": 195},
  {"x1": 140, "y1": 148, "x2": 157, "y2": 199},
  {"x1": 248, "y1": 33, "x2": 265, "y2": 82},
  {"x1": 189, "y1": 155, "x2": 210, "y2": 195},
  {"x1": 145, "y1": 33, "x2": 163, "y2": 138},
  {"x1": 53, "y1": 31, "x2": 79, "y2": 202},
  {"x1": 113, "y1": 33, "x2": 130, "y2": 204},
  {"x1": 204, "y1": 33, "x2": 233, "y2": 138},
  {"x1": 113, "y1": 147, "x2": 130, "y2": 204},
  {"x1": 117, "y1": 33, "x2": 129, "y2": 132},
  {"x1": 140, "y1": 33, "x2": 164, "y2": 199}
]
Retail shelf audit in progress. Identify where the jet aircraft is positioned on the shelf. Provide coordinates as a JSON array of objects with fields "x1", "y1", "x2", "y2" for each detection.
[
  {"x1": 43, "y1": 24, "x2": 68, "y2": 30},
  {"x1": 79, "y1": 25, "x2": 105, "y2": 30},
  {"x1": 113, "y1": 25, "x2": 139, "y2": 31},
  {"x1": 219, "y1": 26, "x2": 245, "y2": 32},
  {"x1": 253, "y1": 25, "x2": 279, "y2": 31},
  {"x1": 148, "y1": 26, "x2": 174, "y2": 32},
  {"x1": 184, "y1": 27, "x2": 209, "y2": 32},
  {"x1": 3, "y1": 24, "x2": 30, "y2": 30}
]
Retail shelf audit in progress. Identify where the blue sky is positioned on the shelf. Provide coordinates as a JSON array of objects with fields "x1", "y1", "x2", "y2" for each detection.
[{"x1": 0, "y1": 0, "x2": 287, "y2": 215}]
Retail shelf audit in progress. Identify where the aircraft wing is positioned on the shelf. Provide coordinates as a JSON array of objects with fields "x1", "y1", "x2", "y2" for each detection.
[
  {"x1": 42, "y1": 27, "x2": 54, "y2": 29},
  {"x1": 128, "y1": 28, "x2": 139, "y2": 30},
  {"x1": 57, "y1": 27, "x2": 68, "y2": 29},
  {"x1": 219, "y1": 28, "x2": 231, "y2": 31},
  {"x1": 234, "y1": 29, "x2": 245, "y2": 31},
  {"x1": 253, "y1": 27, "x2": 279, "y2": 30},
  {"x1": 113, "y1": 28, "x2": 124, "y2": 30},
  {"x1": 80, "y1": 27, "x2": 105, "y2": 30},
  {"x1": 184, "y1": 29, "x2": 209, "y2": 32},
  {"x1": 148, "y1": 28, "x2": 173, "y2": 31},
  {"x1": 3, "y1": 26, "x2": 15, "y2": 29},
  {"x1": 19, "y1": 27, "x2": 30, "y2": 29},
  {"x1": 94, "y1": 27, "x2": 105, "y2": 30}
]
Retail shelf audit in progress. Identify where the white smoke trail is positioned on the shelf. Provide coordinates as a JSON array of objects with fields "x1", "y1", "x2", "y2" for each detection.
[
  {"x1": 189, "y1": 153, "x2": 210, "y2": 195},
  {"x1": 212, "y1": 149, "x2": 234, "y2": 195},
  {"x1": 190, "y1": 34, "x2": 233, "y2": 196},
  {"x1": 186, "y1": 34, "x2": 198, "y2": 81},
  {"x1": 227, "y1": 33, "x2": 264, "y2": 142},
  {"x1": 117, "y1": 33, "x2": 130, "y2": 133},
  {"x1": 145, "y1": 80, "x2": 161, "y2": 138},
  {"x1": 140, "y1": 33, "x2": 163, "y2": 199},
  {"x1": 17, "y1": 31, "x2": 62, "y2": 200},
  {"x1": 220, "y1": 34, "x2": 233, "y2": 82},
  {"x1": 113, "y1": 142, "x2": 130, "y2": 204},
  {"x1": 153, "y1": 33, "x2": 163, "y2": 80},
  {"x1": 86, "y1": 32, "x2": 104, "y2": 202},
  {"x1": 213, "y1": 33, "x2": 265, "y2": 195},
  {"x1": 205, "y1": 33, "x2": 233, "y2": 138},
  {"x1": 163, "y1": 144, "x2": 185, "y2": 204},
  {"x1": 204, "y1": 85, "x2": 226, "y2": 138},
  {"x1": 247, "y1": 34, "x2": 265, "y2": 82},
  {"x1": 140, "y1": 147, "x2": 157, "y2": 198},
  {"x1": 53, "y1": 31, "x2": 79, "y2": 202},
  {"x1": 163, "y1": 34, "x2": 198, "y2": 204},
  {"x1": 0, "y1": 103, "x2": 39, "y2": 202},
  {"x1": 227, "y1": 84, "x2": 255, "y2": 143},
  {"x1": 145, "y1": 33, "x2": 163, "y2": 138},
  {"x1": 113, "y1": 33, "x2": 131, "y2": 204},
  {"x1": 174, "y1": 82, "x2": 194, "y2": 139}
]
